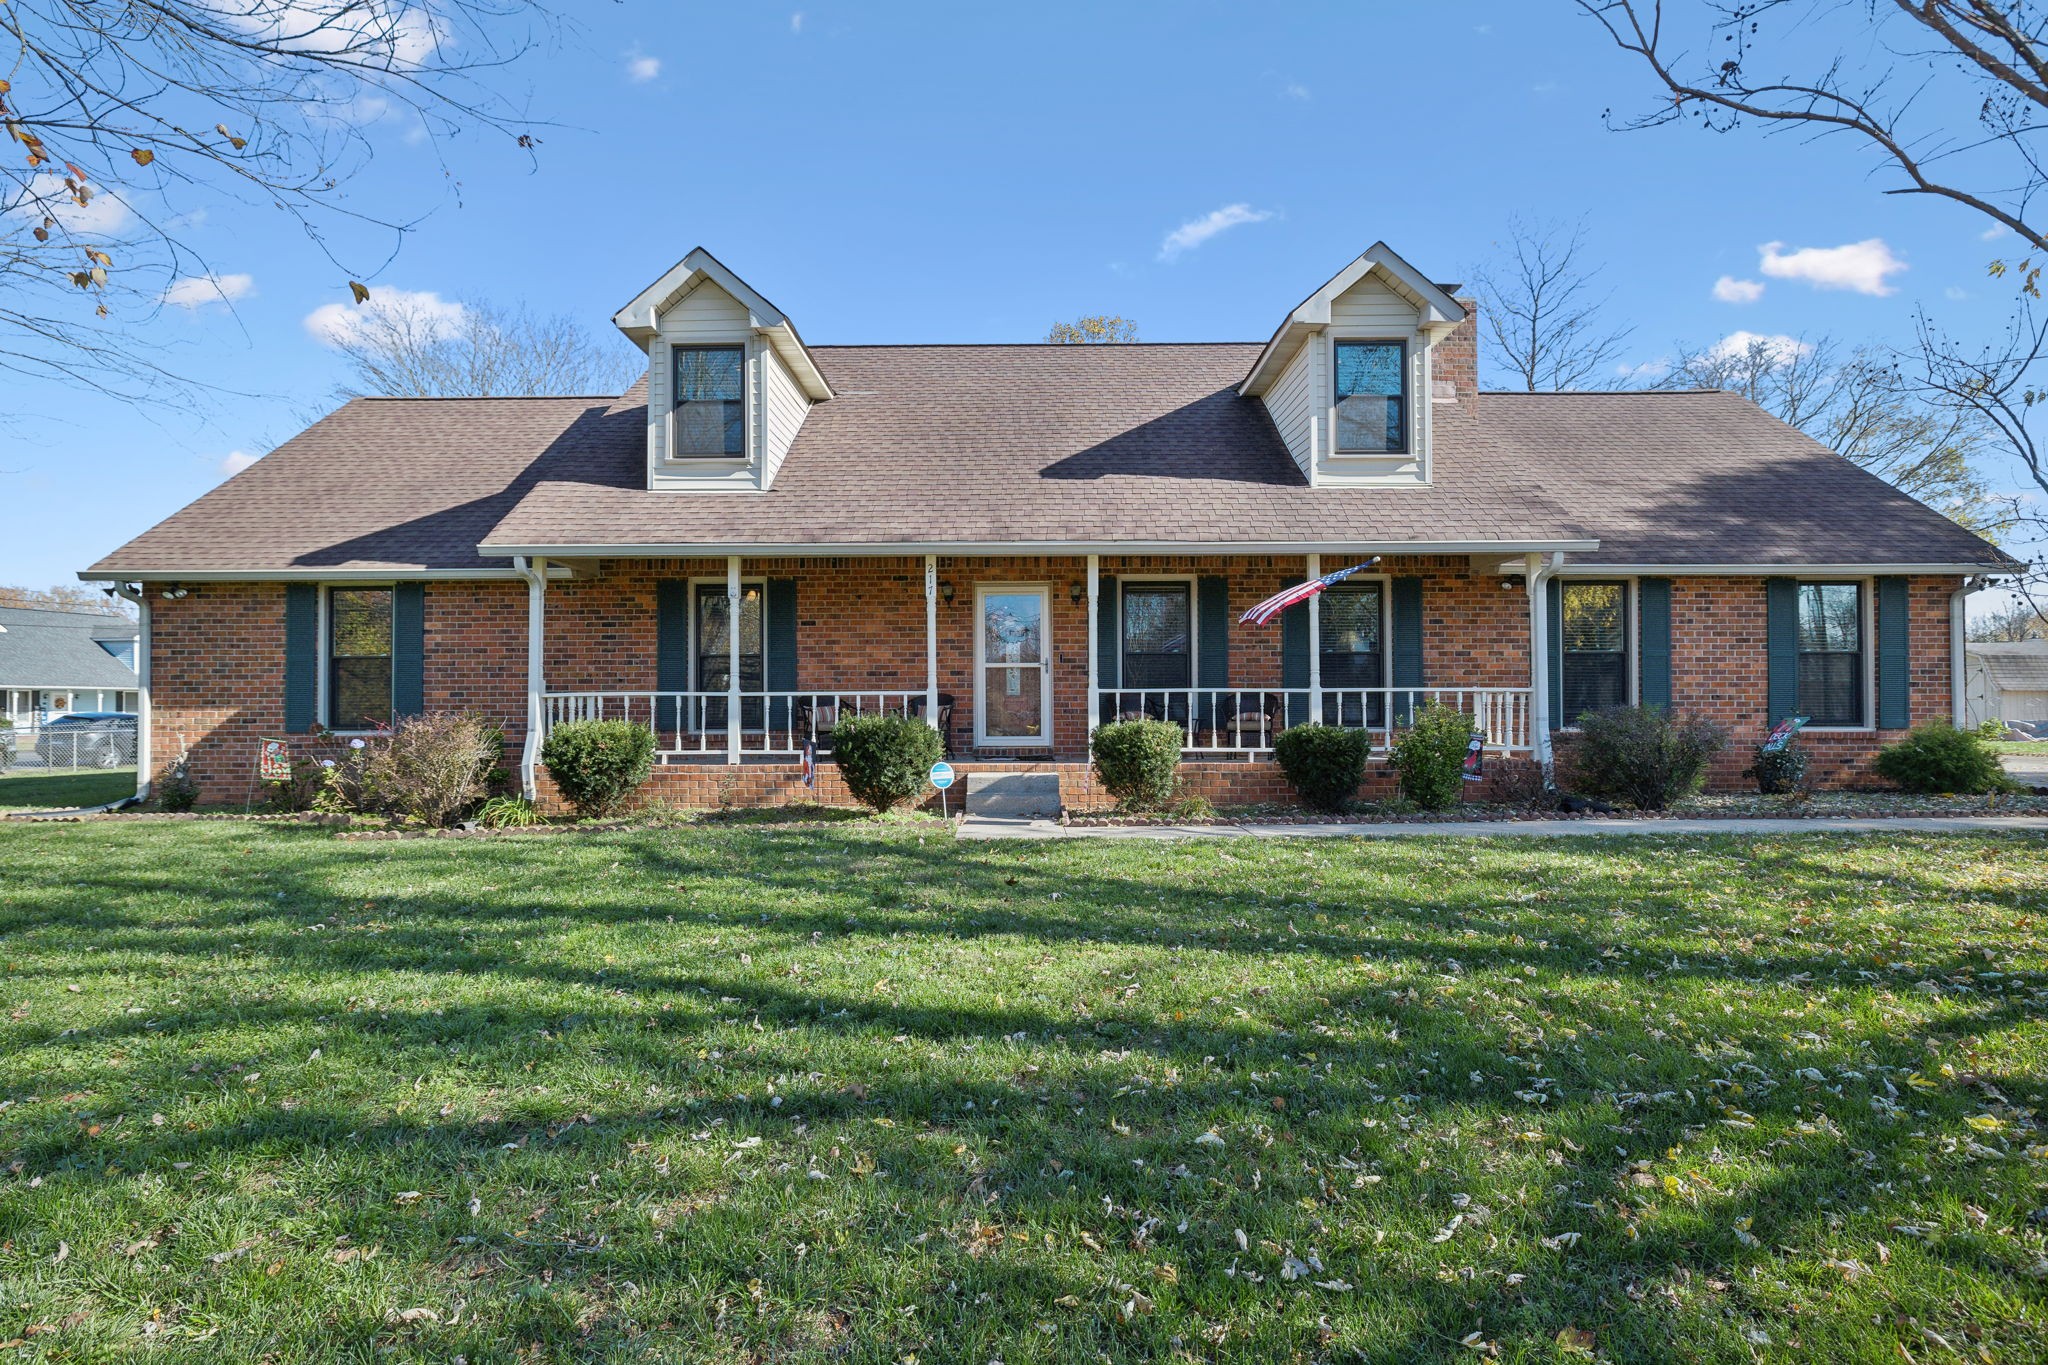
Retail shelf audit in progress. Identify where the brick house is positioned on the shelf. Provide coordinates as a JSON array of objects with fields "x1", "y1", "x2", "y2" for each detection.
[{"x1": 84, "y1": 243, "x2": 2017, "y2": 810}]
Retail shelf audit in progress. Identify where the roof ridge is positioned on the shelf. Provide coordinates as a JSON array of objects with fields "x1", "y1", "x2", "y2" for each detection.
[
  {"x1": 1478, "y1": 387, "x2": 1728, "y2": 396},
  {"x1": 808, "y1": 341, "x2": 1264, "y2": 350}
]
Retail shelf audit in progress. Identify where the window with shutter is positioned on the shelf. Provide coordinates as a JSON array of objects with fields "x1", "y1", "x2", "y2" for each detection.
[
  {"x1": 1796, "y1": 582, "x2": 1865, "y2": 726},
  {"x1": 1560, "y1": 582, "x2": 1629, "y2": 721},
  {"x1": 327, "y1": 588, "x2": 393, "y2": 729}
]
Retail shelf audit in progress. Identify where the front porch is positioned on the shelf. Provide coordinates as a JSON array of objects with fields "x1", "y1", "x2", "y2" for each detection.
[{"x1": 520, "y1": 551, "x2": 1551, "y2": 795}]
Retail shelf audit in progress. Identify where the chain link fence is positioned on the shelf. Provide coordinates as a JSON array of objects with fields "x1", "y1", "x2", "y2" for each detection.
[{"x1": 0, "y1": 721, "x2": 138, "y2": 773}]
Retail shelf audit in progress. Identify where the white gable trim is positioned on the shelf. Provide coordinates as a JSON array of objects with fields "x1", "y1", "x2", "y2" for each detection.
[
  {"x1": 613, "y1": 247, "x2": 832, "y2": 400},
  {"x1": 1239, "y1": 241, "x2": 1467, "y2": 398}
]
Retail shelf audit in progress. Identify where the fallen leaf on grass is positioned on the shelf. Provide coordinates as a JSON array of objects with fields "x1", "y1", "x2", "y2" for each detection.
[{"x1": 1556, "y1": 1326, "x2": 1596, "y2": 1355}]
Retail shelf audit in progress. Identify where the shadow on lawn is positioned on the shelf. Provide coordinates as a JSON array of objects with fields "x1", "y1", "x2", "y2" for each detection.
[{"x1": 2, "y1": 823, "x2": 2045, "y2": 1361}]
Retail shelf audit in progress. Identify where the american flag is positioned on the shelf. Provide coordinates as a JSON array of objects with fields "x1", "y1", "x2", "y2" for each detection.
[{"x1": 1238, "y1": 558, "x2": 1380, "y2": 627}]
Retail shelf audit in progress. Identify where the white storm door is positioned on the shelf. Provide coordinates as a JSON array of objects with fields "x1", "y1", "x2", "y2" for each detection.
[{"x1": 975, "y1": 586, "x2": 1051, "y2": 746}]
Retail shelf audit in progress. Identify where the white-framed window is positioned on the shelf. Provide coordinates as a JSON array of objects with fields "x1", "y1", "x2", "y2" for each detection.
[
  {"x1": 687, "y1": 577, "x2": 767, "y2": 730},
  {"x1": 672, "y1": 345, "x2": 747, "y2": 458},
  {"x1": 1333, "y1": 338, "x2": 1409, "y2": 454},
  {"x1": 1559, "y1": 580, "x2": 1632, "y2": 721},
  {"x1": 1118, "y1": 578, "x2": 1196, "y2": 689},
  {"x1": 324, "y1": 586, "x2": 394, "y2": 731},
  {"x1": 1795, "y1": 580, "x2": 1871, "y2": 730},
  {"x1": 1317, "y1": 576, "x2": 1391, "y2": 727}
]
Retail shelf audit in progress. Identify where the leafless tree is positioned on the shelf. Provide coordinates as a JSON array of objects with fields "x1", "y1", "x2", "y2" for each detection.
[
  {"x1": 1658, "y1": 333, "x2": 2007, "y2": 532},
  {"x1": 1970, "y1": 598, "x2": 2048, "y2": 639},
  {"x1": 1046, "y1": 315, "x2": 1140, "y2": 344},
  {"x1": 0, "y1": 1, "x2": 552, "y2": 400},
  {"x1": 0, "y1": 584, "x2": 135, "y2": 617},
  {"x1": 331, "y1": 296, "x2": 639, "y2": 398},
  {"x1": 1470, "y1": 218, "x2": 1633, "y2": 391}
]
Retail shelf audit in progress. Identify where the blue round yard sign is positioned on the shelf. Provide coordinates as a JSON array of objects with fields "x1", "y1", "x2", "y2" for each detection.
[{"x1": 928, "y1": 761, "x2": 956, "y2": 790}]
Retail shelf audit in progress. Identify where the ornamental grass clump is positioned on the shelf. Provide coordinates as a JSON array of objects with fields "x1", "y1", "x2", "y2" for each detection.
[
  {"x1": 1387, "y1": 701, "x2": 1474, "y2": 811},
  {"x1": 1568, "y1": 705, "x2": 1727, "y2": 810},
  {"x1": 1273, "y1": 723, "x2": 1370, "y2": 812},
  {"x1": 1089, "y1": 718, "x2": 1183, "y2": 809},
  {"x1": 830, "y1": 714, "x2": 944, "y2": 811},
  {"x1": 539, "y1": 719, "x2": 655, "y2": 818}
]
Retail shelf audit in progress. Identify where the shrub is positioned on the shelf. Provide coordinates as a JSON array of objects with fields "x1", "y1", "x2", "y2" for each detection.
[
  {"x1": 1569, "y1": 705, "x2": 1727, "y2": 810},
  {"x1": 1274, "y1": 723, "x2": 1370, "y2": 811},
  {"x1": 541, "y1": 719, "x2": 655, "y2": 818},
  {"x1": 475, "y1": 795, "x2": 543, "y2": 828},
  {"x1": 1388, "y1": 701, "x2": 1475, "y2": 811},
  {"x1": 360, "y1": 712, "x2": 500, "y2": 827},
  {"x1": 156, "y1": 748, "x2": 198, "y2": 813},
  {"x1": 1743, "y1": 738, "x2": 1809, "y2": 795},
  {"x1": 1874, "y1": 720, "x2": 2012, "y2": 794},
  {"x1": 1089, "y1": 719, "x2": 1183, "y2": 809},
  {"x1": 830, "y1": 714, "x2": 944, "y2": 812}
]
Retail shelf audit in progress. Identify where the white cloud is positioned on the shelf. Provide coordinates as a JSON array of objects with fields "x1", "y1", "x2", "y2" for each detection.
[
  {"x1": 790, "y1": 11, "x2": 804, "y2": 33},
  {"x1": 163, "y1": 273, "x2": 255, "y2": 308},
  {"x1": 1282, "y1": 82, "x2": 1311, "y2": 100},
  {"x1": 218, "y1": 450, "x2": 259, "y2": 477},
  {"x1": 1712, "y1": 275, "x2": 1765, "y2": 304},
  {"x1": 1982, "y1": 223, "x2": 2010, "y2": 241},
  {"x1": 626, "y1": 53, "x2": 660, "y2": 82},
  {"x1": 1158, "y1": 203, "x2": 1274, "y2": 262},
  {"x1": 12, "y1": 172, "x2": 133, "y2": 235},
  {"x1": 1757, "y1": 237, "x2": 1906, "y2": 296},
  {"x1": 232, "y1": 2, "x2": 443, "y2": 67},
  {"x1": 303, "y1": 286, "x2": 465, "y2": 346},
  {"x1": 1616, "y1": 357, "x2": 1670, "y2": 381},
  {"x1": 1711, "y1": 330, "x2": 1812, "y2": 364},
  {"x1": 1945, "y1": 285, "x2": 1970, "y2": 301}
]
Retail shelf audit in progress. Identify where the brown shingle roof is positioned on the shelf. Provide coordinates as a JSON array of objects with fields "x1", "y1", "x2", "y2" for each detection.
[{"x1": 87, "y1": 343, "x2": 2013, "y2": 575}]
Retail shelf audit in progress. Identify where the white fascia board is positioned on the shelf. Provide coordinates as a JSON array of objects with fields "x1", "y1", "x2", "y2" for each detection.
[
  {"x1": 479, "y1": 537, "x2": 1602, "y2": 559},
  {"x1": 615, "y1": 247, "x2": 831, "y2": 399},
  {"x1": 75, "y1": 567, "x2": 575, "y2": 583},
  {"x1": 1559, "y1": 562, "x2": 2015, "y2": 576},
  {"x1": 1240, "y1": 241, "x2": 1467, "y2": 396}
]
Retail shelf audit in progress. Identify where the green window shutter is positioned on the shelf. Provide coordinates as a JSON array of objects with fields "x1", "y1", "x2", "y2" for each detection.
[
  {"x1": 1280, "y1": 600, "x2": 1309, "y2": 727},
  {"x1": 1094, "y1": 575, "x2": 1118, "y2": 724},
  {"x1": 1391, "y1": 575, "x2": 1424, "y2": 724},
  {"x1": 284, "y1": 583, "x2": 319, "y2": 733},
  {"x1": 1196, "y1": 576, "x2": 1228, "y2": 728},
  {"x1": 391, "y1": 583, "x2": 425, "y2": 718},
  {"x1": 1545, "y1": 578, "x2": 1563, "y2": 730},
  {"x1": 656, "y1": 580, "x2": 690, "y2": 734},
  {"x1": 1638, "y1": 578, "x2": 1672, "y2": 711},
  {"x1": 1876, "y1": 576, "x2": 1910, "y2": 729},
  {"x1": 1765, "y1": 577, "x2": 1800, "y2": 725},
  {"x1": 766, "y1": 578, "x2": 799, "y2": 732}
]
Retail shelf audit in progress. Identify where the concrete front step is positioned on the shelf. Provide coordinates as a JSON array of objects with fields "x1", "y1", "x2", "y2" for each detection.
[{"x1": 965, "y1": 770, "x2": 1061, "y2": 818}]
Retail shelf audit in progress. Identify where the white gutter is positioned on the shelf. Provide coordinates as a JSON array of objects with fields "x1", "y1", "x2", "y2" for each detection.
[
  {"x1": 513, "y1": 556, "x2": 548, "y2": 799},
  {"x1": 479, "y1": 538, "x2": 1603, "y2": 560},
  {"x1": 111, "y1": 583, "x2": 150, "y2": 804},
  {"x1": 76, "y1": 568, "x2": 570, "y2": 584},
  {"x1": 1558, "y1": 562, "x2": 2014, "y2": 576}
]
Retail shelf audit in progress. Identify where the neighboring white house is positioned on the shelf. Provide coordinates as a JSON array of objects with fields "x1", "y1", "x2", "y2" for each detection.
[
  {"x1": 1964, "y1": 640, "x2": 2048, "y2": 728},
  {"x1": 0, "y1": 604, "x2": 140, "y2": 724}
]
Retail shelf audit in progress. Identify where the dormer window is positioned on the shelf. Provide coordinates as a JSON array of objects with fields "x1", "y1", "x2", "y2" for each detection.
[
  {"x1": 673, "y1": 345, "x2": 745, "y2": 458},
  {"x1": 1334, "y1": 340, "x2": 1407, "y2": 454}
]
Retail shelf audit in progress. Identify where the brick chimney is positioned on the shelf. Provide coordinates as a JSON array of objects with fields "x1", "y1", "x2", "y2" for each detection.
[{"x1": 1430, "y1": 294, "x2": 1479, "y2": 410}]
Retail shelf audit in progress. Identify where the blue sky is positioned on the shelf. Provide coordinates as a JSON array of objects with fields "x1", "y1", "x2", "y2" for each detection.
[{"x1": 3, "y1": 0, "x2": 2030, "y2": 598}]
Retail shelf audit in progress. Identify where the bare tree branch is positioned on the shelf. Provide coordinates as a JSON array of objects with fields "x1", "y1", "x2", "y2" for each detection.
[
  {"x1": 328, "y1": 295, "x2": 640, "y2": 398},
  {"x1": 1470, "y1": 216, "x2": 1633, "y2": 390}
]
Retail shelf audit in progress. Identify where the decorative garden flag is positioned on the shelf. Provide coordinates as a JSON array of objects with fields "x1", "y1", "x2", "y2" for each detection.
[
  {"x1": 1239, "y1": 558, "x2": 1381, "y2": 627},
  {"x1": 1761, "y1": 715, "x2": 1809, "y2": 753},
  {"x1": 801, "y1": 739, "x2": 816, "y2": 789},
  {"x1": 1462, "y1": 731, "x2": 1487, "y2": 782}
]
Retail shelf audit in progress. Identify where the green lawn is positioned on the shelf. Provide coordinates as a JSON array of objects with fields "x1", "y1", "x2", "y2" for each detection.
[
  {"x1": 1, "y1": 822, "x2": 2045, "y2": 1363},
  {"x1": 0, "y1": 766, "x2": 135, "y2": 813}
]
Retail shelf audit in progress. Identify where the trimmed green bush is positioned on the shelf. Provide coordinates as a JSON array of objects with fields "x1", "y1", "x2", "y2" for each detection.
[
  {"x1": 1569, "y1": 705, "x2": 1727, "y2": 810},
  {"x1": 1274, "y1": 723, "x2": 1370, "y2": 811},
  {"x1": 1090, "y1": 719, "x2": 1183, "y2": 809},
  {"x1": 540, "y1": 719, "x2": 655, "y2": 817},
  {"x1": 831, "y1": 714, "x2": 944, "y2": 812},
  {"x1": 1874, "y1": 720, "x2": 2012, "y2": 794},
  {"x1": 1388, "y1": 701, "x2": 1475, "y2": 811},
  {"x1": 1743, "y1": 738, "x2": 1809, "y2": 795}
]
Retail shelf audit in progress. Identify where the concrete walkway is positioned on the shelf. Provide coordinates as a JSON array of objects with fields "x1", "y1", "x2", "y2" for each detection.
[{"x1": 956, "y1": 814, "x2": 2048, "y2": 841}]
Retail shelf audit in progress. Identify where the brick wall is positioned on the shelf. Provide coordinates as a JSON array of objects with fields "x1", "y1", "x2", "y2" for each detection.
[{"x1": 147, "y1": 564, "x2": 1964, "y2": 807}]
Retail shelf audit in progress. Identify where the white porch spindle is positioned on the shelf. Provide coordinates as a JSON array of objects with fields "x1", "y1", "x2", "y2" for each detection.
[
  {"x1": 1086, "y1": 554, "x2": 1100, "y2": 737},
  {"x1": 1305, "y1": 552, "x2": 1322, "y2": 725},
  {"x1": 726, "y1": 555, "x2": 742, "y2": 766},
  {"x1": 924, "y1": 554, "x2": 939, "y2": 737}
]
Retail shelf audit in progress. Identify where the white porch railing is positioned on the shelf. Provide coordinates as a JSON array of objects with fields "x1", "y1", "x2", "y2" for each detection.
[
  {"x1": 1098, "y1": 686, "x2": 1532, "y2": 754},
  {"x1": 542, "y1": 690, "x2": 931, "y2": 760}
]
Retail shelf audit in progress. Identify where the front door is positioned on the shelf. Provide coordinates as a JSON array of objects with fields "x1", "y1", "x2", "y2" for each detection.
[{"x1": 975, "y1": 585, "x2": 1051, "y2": 747}]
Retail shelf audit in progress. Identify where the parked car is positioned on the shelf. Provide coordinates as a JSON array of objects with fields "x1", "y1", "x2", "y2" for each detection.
[{"x1": 33, "y1": 712, "x2": 138, "y2": 768}]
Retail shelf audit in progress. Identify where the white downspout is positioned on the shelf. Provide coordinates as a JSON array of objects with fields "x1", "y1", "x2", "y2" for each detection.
[
  {"x1": 1527, "y1": 551, "x2": 1561, "y2": 783},
  {"x1": 113, "y1": 583, "x2": 149, "y2": 802},
  {"x1": 1951, "y1": 575, "x2": 1993, "y2": 727},
  {"x1": 514, "y1": 556, "x2": 547, "y2": 798}
]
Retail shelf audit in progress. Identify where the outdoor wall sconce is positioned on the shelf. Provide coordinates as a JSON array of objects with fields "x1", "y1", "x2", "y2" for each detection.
[
  {"x1": 160, "y1": 587, "x2": 189, "y2": 600},
  {"x1": 938, "y1": 580, "x2": 955, "y2": 604},
  {"x1": 1068, "y1": 580, "x2": 1086, "y2": 606},
  {"x1": 1499, "y1": 576, "x2": 1524, "y2": 592}
]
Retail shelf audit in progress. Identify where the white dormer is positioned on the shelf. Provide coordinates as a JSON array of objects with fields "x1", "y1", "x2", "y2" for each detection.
[
  {"x1": 1238, "y1": 241, "x2": 1467, "y2": 488},
  {"x1": 613, "y1": 248, "x2": 832, "y2": 493}
]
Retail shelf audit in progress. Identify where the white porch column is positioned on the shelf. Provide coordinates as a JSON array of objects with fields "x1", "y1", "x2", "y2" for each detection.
[
  {"x1": 726, "y1": 555, "x2": 742, "y2": 766},
  {"x1": 1305, "y1": 552, "x2": 1323, "y2": 724},
  {"x1": 1526, "y1": 551, "x2": 1555, "y2": 780},
  {"x1": 924, "y1": 554, "x2": 940, "y2": 732},
  {"x1": 116, "y1": 584, "x2": 151, "y2": 802},
  {"x1": 1086, "y1": 554, "x2": 1101, "y2": 735},
  {"x1": 516, "y1": 556, "x2": 547, "y2": 798}
]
